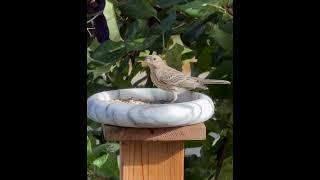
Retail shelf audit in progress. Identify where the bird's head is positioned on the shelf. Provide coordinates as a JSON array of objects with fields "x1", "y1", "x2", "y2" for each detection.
[{"x1": 143, "y1": 55, "x2": 165, "y2": 68}]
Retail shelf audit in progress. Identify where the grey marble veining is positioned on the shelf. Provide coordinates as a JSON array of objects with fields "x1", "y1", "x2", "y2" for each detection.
[{"x1": 87, "y1": 88, "x2": 215, "y2": 128}]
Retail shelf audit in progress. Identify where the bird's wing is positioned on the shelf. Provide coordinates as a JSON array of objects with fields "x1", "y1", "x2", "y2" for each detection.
[{"x1": 154, "y1": 66, "x2": 188, "y2": 86}]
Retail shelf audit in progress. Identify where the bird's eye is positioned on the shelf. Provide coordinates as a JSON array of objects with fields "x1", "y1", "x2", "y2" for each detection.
[{"x1": 153, "y1": 58, "x2": 156, "y2": 60}]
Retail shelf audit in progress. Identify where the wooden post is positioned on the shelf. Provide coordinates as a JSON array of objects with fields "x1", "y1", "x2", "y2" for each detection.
[{"x1": 103, "y1": 123, "x2": 206, "y2": 180}]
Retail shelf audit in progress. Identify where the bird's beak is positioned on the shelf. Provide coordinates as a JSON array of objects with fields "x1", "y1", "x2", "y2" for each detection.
[{"x1": 137, "y1": 58, "x2": 148, "y2": 67}]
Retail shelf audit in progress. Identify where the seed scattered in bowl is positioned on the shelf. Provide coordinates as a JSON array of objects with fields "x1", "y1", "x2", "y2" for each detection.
[
  {"x1": 110, "y1": 99, "x2": 149, "y2": 104},
  {"x1": 109, "y1": 98, "x2": 168, "y2": 104}
]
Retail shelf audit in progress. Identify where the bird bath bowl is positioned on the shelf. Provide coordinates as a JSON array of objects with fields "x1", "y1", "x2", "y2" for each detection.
[{"x1": 87, "y1": 88, "x2": 215, "y2": 128}]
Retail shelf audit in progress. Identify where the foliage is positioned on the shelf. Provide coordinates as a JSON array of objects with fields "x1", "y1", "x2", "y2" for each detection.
[
  {"x1": 87, "y1": 0, "x2": 233, "y2": 179},
  {"x1": 87, "y1": 131, "x2": 120, "y2": 179}
]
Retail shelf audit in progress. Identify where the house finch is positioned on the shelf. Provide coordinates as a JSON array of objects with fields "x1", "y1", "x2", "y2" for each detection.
[{"x1": 143, "y1": 55, "x2": 231, "y2": 103}]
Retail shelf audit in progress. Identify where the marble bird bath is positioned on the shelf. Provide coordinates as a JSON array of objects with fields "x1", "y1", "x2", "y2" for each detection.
[
  {"x1": 87, "y1": 88, "x2": 214, "y2": 180},
  {"x1": 87, "y1": 88, "x2": 215, "y2": 128}
]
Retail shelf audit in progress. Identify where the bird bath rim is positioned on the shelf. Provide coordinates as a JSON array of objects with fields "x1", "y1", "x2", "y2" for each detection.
[{"x1": 87, "y1": 88, "x2": 215, "y2": 128}]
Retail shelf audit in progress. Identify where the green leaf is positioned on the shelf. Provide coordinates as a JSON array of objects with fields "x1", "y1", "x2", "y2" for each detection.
[
  {"x1": 88, "y1": 64, "x2": 114, "y2": 80},
  {"x1": 182, "y1": 13, "x2": 218, "y2": 45},
  {"x1": 153, "y1": 0, "x2": 186, "y2": 8},
  {"x1": 119, "y1": 0, "x2": 157, "y2": 19},
  {"x1": 214, "y1": 99, "x2": 233, "y2": 131},
  {"x1": 209, "y1": 60, "x2": 232, "y2": 80},
  {"x1": 202, "y1": 136, "x2": 215, "y2": 151},
  {"x1": 220, "y1": 0, "x2": 233, "y2": 6},
  {"x1": 87, "y1": 136, "x2": 93, "y2": 155},
  {"x1": 124, "y1": 19, "x2": 149, "y2": 40},
  {"x1": 218, "y1": 19, "x2": 233, "y2": 34},
  {"x1": 106, "y1": 143, "x2": 120, "y2": 153},
  {"x1": 138, "y1": 50, "x2": 151, "y2": 57},
  {"x1": 87, "y1": 119, "x2": 102, "y2": 129},
  {"x1": 104, "y1": 0, "x2": 123, "y2": 42},
  {"x1": 125, "y1": 35, "x2": 160, "y2": 52},
  {"x1": 205, "y1": 119, "x2": 221, "y2": 132},
  {"x1": 129, "y1": 63, "x2": 143, "y2": 77},
  {"x1": 207, "y1": 62, "x2": 233, "y2": 99},
  {"x1": 196, "y1": 46, "x2": 215, "y2": 71},
  {"x1": 223, "y1": 135, "x2": 233, "y2": 158},
  {"x1": 185, "y1": 141, "x2": 204, "y2": 148},
  {"x1": 168, "y1": 35, "x2": 193, "y2": 54},
  {"x1": 160, "y1": 11, "x2": 176, "y2": 33},
  {"x1": 88, "y1": 39, "x2": 100, "y2": 51},
  {"x1": 209, "y1": 25, "x2": 233, "y2": 53},
  {"x1": 87, "y1": 135, "x2": 98, "y2": 163},
  {"x1": 107, "y1": 58, "x2": 133, "y2": 88},
  {"x1": 95, "y1": 153, "x2": 119, "y2": 177},
  {"x1": 165, "y1": 43, "x2": 184, "y2": 70},
  {"x1": 91, "y1": 40, "x2": 126, "y2": 63},
  {"x1": 93, "y1": 143, "x2": 120, "y2": 156},
  {"x1": 91, "y1": 35, "x2": 159, "y2": 64},
  {"x1": 181, "y1": 51, "x2": 196, "y2": 62},
  {"x1": 175, "y1": 0, "x2": 232, "y2": 18},
  {"x1": 93, "y1": 154, "x2": 109, "y2": 168},
  {"x1": 175, "y1": 0, "x2": 221, "y2": 17},
  {"x1": 217, "y1": 157, "x2": 233, "y2": 180},
  {"x1": 87, "y1": 81, "x2": 111, "y2": 97}
]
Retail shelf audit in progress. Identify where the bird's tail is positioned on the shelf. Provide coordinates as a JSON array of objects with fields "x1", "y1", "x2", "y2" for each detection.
[{"x1": 200, "y1": 79, "x2": 231, "y2": 85}]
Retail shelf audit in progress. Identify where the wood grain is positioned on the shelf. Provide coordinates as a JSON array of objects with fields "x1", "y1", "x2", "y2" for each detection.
[
  {"x1": 105, "y1": 123, "x2": 206, "y2": 179},
  {"x1": 120, "y1": 141, "x2": 184, "y2": 180},
  {"x1": 103, "y1": 123, "x2": 206, "y2": 141}
]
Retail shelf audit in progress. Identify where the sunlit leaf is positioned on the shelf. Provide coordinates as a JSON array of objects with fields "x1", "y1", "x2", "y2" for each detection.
[
  {"x1": 93, "y1": 154, "x2": 109, "y2": 168},
  {"x1": 168, "y1": 35, "x2": 193, "y2": 54},
  {"x1": 87, "y1": 136, "x2": 93, "y2": 156},
  {"x1": 104, "y1": 0, "x2": 123, "y2": 42}
]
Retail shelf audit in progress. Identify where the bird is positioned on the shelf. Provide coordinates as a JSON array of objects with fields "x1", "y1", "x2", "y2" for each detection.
[{"x1": 143, "y1": 55, "x2": 231, "y2": 103}]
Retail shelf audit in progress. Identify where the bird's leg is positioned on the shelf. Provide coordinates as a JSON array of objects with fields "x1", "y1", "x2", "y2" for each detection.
[{"x1": 170, "y1": 91, "x2": 178, "y2": 103}]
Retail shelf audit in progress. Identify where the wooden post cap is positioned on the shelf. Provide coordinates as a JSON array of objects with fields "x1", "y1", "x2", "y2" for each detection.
[{"x1": 103, "y1": 123, "x2": 206, "y2": 141}]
